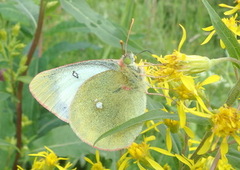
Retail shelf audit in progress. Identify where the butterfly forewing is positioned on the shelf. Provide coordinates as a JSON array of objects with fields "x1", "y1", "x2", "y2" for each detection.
[{"x1": 29, "y1": 60, "x2": 119, "y2": 122}]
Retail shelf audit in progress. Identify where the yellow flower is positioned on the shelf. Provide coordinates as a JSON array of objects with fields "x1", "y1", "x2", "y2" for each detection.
[
  {"x1": 219, "y1": 0, "x2": 240, "y2": 15},
  {"x1": 164, "y1": 119, "x2": 180, "y2": 133},
  {"x1": 176, "y1": 75, "x2": 220, "y2": 109},
  {"x1": 146, "y1": 25, "x2": 217, "y2": 84},
  {"x1": 175, "y1": 154, "x2": 234, "y2": 169},
  {"x1": 196, "y1": 105, "x2": 240, "y2": 161},
  {"x1": 29, "y1": 146, "x2": 70, "y2": 170},
  {"x1": 171, "y1": 75, "x2": 218, "y2": 127},
  {"x1": 145, "y1": 25, "x2": 220, "y2": 113},
  {"x1": 146, "y1": 63, "x2": 219, "y2": 126},
  {"x1": 201, "y1": 14, "x2": 240, "y2": 48},
  {"x1": 142, "y1": 118, "x2": 194, "y2": 152},
  {"x1": 212, "y1": 106, "x2": 240, "y2": 137},
  {"x1": 118, "y1": 136, "x2": 174, "y2": 170},
  {"x1": 84, "y1": 150, "x2": 109, "y2": 170}
]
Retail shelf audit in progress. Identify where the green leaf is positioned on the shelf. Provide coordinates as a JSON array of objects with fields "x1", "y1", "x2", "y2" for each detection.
[
  {"x1": 17, "y1": 75, "x2": 32, "y2": 84},
  {"x1": 0, "y1": 139, "x2": 17, "y2": 169},
  {"x1": 0, "y1": 101, "x2": 15, "y2": 138},
  {"x1": 0, "y1": 92, "x2": 10, "y2": 101},
  {"x1": 29, "y1": 125, "x2": 95, "y2": 157},
  {"x1": 42, "y1": 41, "x2": 101, "y2": 60},
  {"x1": 59, "y1": 0, "x2": 142, "y2": 52},
  {"x1": 226, "y1": 78, "x2": 240, "y2": 106},
  {"x1": 0, "y1": 139, "x2": 19, "y2": 151},
  {"x1": 202, "y1": 0, "x2": 240, "y2": 60},
  {"x1": 94, "y1": 109, "x2": 209, "y2": 145},
  {"x1": 47, "y1": 20, "x2": 90, "y2": 34},
  {"x1": 228, "y1": 148, "x2": 240, "y2": 169},
  {"x1": 0, "y1": 1, "x2": 36, "y2": 28},
  {"x1": 14, "y1": 0, "x2": 39, "y2": 28}
]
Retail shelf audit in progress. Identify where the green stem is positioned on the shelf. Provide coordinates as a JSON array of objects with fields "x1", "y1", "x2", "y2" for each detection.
[
  {"x1": 212, "y1": 57, "x2": 240, "y2": 66},
  {"x1": 190, "y1": 131, "x2": 212, "y2": 161},
  {"x1": 12, "y1": 0, "x2": 46, "y2": 169},
  {"x1": 210, "y1": 149, "x2": 220, "y2": 170},
  {"x1": 181, "y1": 131, "x2": 212, "y2": 170}
]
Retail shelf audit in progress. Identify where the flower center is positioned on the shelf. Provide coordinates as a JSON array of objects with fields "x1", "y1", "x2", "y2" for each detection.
[
  {"x1": 128, "y1": 142, "x2": 150, "y2": 160},
  {"x1": 211, "y1": 106, "x2": 240, "y2": 137}
]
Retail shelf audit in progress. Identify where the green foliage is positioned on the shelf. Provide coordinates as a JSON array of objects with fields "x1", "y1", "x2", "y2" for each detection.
[
  {"x1": 202, "y1": 0, "x2": 240, "y2": 60},
  {"x1": 0, "y1": 0, "x2": 239, "y2": 169}
]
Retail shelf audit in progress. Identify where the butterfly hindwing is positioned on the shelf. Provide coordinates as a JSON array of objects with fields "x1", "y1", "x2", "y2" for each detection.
[{"x1": 69, "y1": 68, "x2": 146, "y2": 150}]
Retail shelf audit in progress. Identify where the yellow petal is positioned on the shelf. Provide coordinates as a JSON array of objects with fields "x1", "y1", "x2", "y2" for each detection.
[
  {"x1": 166, "y1": 128, "x2": 172, "y2": 152},
  {"x1": 149, "y1": 147, "x2": 175, "y2": 157},
  {"x1": 178, "y1": 24, "x2": 187, "y2": 52},
  {"x1": 195, "y1": 95, "x2": 212, "y2": 115},
  {"x1": 177, "y1": 101, "x2": 186, "y2": 128},
  {"x1": 118, "y1": 157, "x2": 131, "y2": 170},
  {"x1": 84, "y1": 157, "x2": 94, "y2": 165},
  {"x1": 197, "y1": 134, "x2": 213, "y2": 155},
  {"x1": 181, "y1": 75, "x2": 196, "y2": 93},
  {"x1": 199, "y1": 75, "x2": 221, "y2": 86},
  {"x1": 201, "y1": 30, "x2": 216, "y2": 45},
  {"x1": 44, "y1": 146, "x2": 54, "y2": 153},
  {"x1": 183, "y1": 105, "x2": 211, "y2": 118},
  {"x1": 118, "y1": 152, "x2": 128, "y2": 163},
  {"x1": 145, "y1": 157, "x2": 164, "y2": 170},
  {"x1": 183, "y1": 126, "x2": 195, "y2": 139},
  {"x1": 145, "y1": 135, "x2": 156, "y2": 142},
  {"x1": 202, "y1": 26, "x2": 214, "y2": 31},
  {"x1": 220, "y1": 137, "x2": 229, "y2": 157},
  {"x1": 162, "y1": 81, "x2": 172, "y2": 106},
  {"x1": 220, "y1": 39, "x2": 226, "y2": 49},
  {"x1": 96, "y1": 150, "x2": 100, "y2": 163},
  {"x1": 218, "y1": 3, "x2": 234, "y2": 8},
  {"x1": 232, "y1": 134, "x2": 240, "y2": 145},
  {"x1": 17, "y1": 165, "x2": 24, "y2": 170},
  {"x1": 137, "y1": 162, "x2": 146, "y2": 170},
  {"x1": 224, "y1": 8, "x2": 239, "y2": 15},
  {"x1": 141, "y1": 121, "x2": 163, "y2": 134},
  {"x1": 175, "y1": 154, "x2": 193, "y2": 168}
]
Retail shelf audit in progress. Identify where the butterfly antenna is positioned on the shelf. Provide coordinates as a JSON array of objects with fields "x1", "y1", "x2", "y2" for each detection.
[
  {"x1": 125, "y1": 18, "x2": 135, "y2": 54},
  {"x1": 135, "y1": 50, "x2": 153, "y2": 56},
  {"x1": 120, "y1": 40, "x2": 125, "y2": 55}
]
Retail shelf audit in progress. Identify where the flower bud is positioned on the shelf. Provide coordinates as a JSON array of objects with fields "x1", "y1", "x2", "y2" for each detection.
[
  {"x1": 12, "y1": 23, "x2": 20, "y2": 36},
  {"x1": 0, "y1": 29, "x2": 7, "y2": 41},
  {"x1": 164, "y1": 119, "x2": 179, "y2": 133},
  {"x1": 15, "y1": 43, "x2": 26, "y2": 49},
  {"x1": 180, "y1": 55, "x2": 213, "y2": 74}
]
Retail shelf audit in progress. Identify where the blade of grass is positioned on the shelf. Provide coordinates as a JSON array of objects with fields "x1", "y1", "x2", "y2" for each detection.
[
  {"x1": 60, "y1": 0, "x2": 142, "y2": 52},
  {"x1": 94, "y1": 110, "x2": 209, "y2": 146}
]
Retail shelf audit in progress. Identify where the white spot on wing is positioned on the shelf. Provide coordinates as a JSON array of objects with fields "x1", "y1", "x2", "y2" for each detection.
[{"x1": 96, "y1": 102, "x2": 103, "y2": 109}]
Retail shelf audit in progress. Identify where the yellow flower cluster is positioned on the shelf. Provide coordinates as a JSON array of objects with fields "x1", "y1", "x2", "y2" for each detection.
[{"x1": 18, "y1": 147, "x2": 73, "y2": 170}]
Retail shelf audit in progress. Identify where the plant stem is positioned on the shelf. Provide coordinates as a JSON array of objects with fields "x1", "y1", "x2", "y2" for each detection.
[
  {"x1": 181, "y1": 131, "x2": 212, "y2": 170},
  {"x1": 12, "y1": 0, "x2": 46, "y2": 169}
]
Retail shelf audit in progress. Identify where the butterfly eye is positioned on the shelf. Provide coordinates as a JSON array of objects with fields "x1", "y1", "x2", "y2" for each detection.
[{"x1": 123, "y1": 52, "x2": 135, "y2": 65}]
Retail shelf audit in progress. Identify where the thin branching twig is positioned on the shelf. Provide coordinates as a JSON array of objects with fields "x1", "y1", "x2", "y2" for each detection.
[{"x1": 12, "y1": 0, "x2": 46, "y2": 169}]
